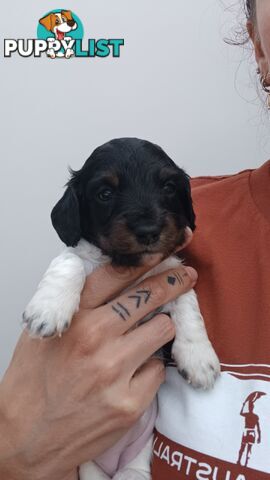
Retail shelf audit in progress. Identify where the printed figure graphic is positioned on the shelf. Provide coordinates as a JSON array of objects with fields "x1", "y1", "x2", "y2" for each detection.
[
  {"x1": 237, "y1": 391, "x2": 266, "y2": 467},
  {"x1": 39, "y1": 10, "x2": 78, "y2": 58}
]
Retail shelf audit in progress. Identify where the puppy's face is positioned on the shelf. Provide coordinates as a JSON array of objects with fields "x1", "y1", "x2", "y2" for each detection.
[
  {"x1": 39, "y1": 11, "x2": 77, "y2": 40},
  {"x1": 51, "y1": 138, "x2": 195, "y2": 266}
]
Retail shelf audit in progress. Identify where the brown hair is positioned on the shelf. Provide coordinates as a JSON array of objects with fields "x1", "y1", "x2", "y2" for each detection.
[
  {"x1": 246, "y1": 0, "x2": 256, "y2": 20},
  {"x1": 225, "y1": 0, "x2": 256, "y2": 45}
]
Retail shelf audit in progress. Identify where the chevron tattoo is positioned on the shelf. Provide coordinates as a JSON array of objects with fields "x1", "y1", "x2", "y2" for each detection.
[
  {"x1": 128, "y1": 289, "x2": 151, "y2": 308},
  {"x1": 111, "y1": 289, "x2": 151, "y2": 321}
]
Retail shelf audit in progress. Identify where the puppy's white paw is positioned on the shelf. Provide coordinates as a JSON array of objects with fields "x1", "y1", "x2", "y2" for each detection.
[
  {"x1": 22, "y1": 297, "x2": 79, "y2": 338},
  {"x1": 22, "y1": 252, "x2": 86, "y2": 338},
  {"x1": 172, "y1": 338, "x2": 220, "y2": 389},
  {"x1": 65, "y1": 48, "x2": 74, "y2": 59},
  {"x1": 47, "y1": 48, "x2": 56, "y2": 59}
]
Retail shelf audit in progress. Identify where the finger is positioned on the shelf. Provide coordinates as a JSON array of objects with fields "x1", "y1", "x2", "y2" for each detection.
[
  {"x1": 175, "y1": 227, "x2": 193, "y2": 252},
  {"x1": 79, "y1": 227, "x2": 193, "y2": 311},
  {"x1": 97, "y1": 265, "x2": 197, "y2": 334},
  {"x1": 121, "y1": 314, "x2": 175, "y2": 372},
  {"x1": 80, "y1": 253, "x2": 164, "y2": 310},
  {"x1": 130, "y1": 358, "x2": 165, "y2": 412}
]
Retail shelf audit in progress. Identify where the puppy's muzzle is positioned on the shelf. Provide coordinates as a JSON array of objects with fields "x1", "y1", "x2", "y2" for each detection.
[{"x1": 67, "y1": 19, "x2": 76, "y2": 27}]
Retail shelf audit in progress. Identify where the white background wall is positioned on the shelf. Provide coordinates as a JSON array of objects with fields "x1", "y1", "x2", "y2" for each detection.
[{"x1": 1, "y1": 0, "x2": 269, "y2": 377}]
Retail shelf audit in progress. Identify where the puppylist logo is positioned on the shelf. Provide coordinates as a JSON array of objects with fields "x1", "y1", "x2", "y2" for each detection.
[{"x1": 4, "y1": 9, "x2": 125, "y2": 59}]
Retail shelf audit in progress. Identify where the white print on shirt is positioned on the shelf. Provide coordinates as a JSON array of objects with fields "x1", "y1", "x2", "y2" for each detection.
[
  {"x1": 156, "y1": 364, "x2": 270, "y2": 475},
  {"x1": 236, "y1": 391, "x2": 265, "y2": 468},
  {"x1": 153, "y1": 438, "x2": 248, "y2": 480}
]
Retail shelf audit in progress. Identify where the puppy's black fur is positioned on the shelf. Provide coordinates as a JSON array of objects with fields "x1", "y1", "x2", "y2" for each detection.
[{"x1": 51, "y1": 138, "x2": 195, "y2": 266}]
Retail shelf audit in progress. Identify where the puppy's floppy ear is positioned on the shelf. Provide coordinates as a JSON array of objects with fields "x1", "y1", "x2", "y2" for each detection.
[
  {"x1": 61, "y1": 10, "x2": 73, "y2": 20},
  {"x1": 180, "y1": 173, "x2": 196, "y2": 231},
  {"x1": 39, "y1": 14, "x2": 53, "y2": 31},
  {"x1": 51, "y1": 187, "x2": 81, "y2": 247}
]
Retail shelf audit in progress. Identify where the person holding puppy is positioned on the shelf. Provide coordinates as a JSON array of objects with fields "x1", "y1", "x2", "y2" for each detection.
[
  {"x1": 0, "y1": 1, "x2": 269, "y2": 479},
  {"x1": 0, "y1": 248, "x2": 196, "y2": 480},
  {"x1": 152, "y1": 1, "x2": 270, "y2": 478}
]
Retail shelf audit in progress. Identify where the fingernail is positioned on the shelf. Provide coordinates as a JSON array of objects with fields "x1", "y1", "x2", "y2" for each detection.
[
  {"x1": 185, "y1": 266, "x2": 198, "y2": 282},
  {"x1": 185, "y1": 227, "x2": 193, "y2": 236},
  {"x1": 175, "y1": 227, "x2": 193, "y2": 252}
]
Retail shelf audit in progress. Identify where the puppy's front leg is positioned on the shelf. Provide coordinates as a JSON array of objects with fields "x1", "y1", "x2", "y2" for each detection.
[
  {"x1": 112, "y1": 436, "x2": 152, "y2": 480},
  {"x1": 167, "y1": 290, "x2": 220, "y2": 389},
  {"x1": 23, "y1": 251, "x2": 86, "y2": 337},
  {"x1": 65, "y1": 47, "x2": 75, "y2": 58},
  {"x1": 47, "y1": 48, "x2": 56, "y2": 59}
]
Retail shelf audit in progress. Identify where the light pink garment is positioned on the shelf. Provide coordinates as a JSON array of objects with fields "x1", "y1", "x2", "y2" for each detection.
[{"x1": 95, "y1": 400, "x2": 157, "y2": 477}]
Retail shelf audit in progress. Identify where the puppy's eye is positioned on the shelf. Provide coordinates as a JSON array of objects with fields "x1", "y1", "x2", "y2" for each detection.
[
  {"x1": 62, "y1": 16, "x2": 67, "y2": 22},
  {"x1": 163, "y1": 181, "x2": 176, "y2": 195},
  {"x1": 97, "y1": 188, "x2": 113, "y2": 202},
  {"x1": 55, "y1": 19, "x2": 60, "y2": 25}
]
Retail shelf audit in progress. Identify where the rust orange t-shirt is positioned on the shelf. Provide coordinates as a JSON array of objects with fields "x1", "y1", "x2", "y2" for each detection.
[{"x1": 152, "y1": 161, "x2": 270, "y2": 480}]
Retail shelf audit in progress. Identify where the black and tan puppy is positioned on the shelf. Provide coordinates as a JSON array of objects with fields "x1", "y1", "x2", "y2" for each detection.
[{"x1": 23, "y1": 138, "x2": 220, "y2": 479}]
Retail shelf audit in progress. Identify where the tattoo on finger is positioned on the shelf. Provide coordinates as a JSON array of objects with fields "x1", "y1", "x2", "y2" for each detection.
[
  {"x1": 128, "y1": 289, "x2": 151, "y2": 308},
  {"x1": 111, "y1": 302, "x2": 130, "y2": 321},
  {"x1": 111, "y1": 289, "x2": 151, "y2": 321},
  {"x1": 167, "y1": 271, "x2": 188, "y2": 286}
]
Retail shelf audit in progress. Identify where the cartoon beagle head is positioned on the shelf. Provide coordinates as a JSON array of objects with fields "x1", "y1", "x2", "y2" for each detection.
[{"x1": 39, "y1": 10, "x2": 77, "y2": 40}]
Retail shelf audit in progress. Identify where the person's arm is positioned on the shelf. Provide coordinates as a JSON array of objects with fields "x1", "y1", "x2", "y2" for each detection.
[{"x1": 0, "y1": 254, "x2": 197, "y2": 480}]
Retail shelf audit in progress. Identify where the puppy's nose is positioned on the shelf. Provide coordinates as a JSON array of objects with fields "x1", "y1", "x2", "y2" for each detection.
[
  {"x1": 67, "y1": 19, "x2": 75, "y2": 27},
  {"x1": 134, "y1": 224, "x2": 160, "y2": 245}
]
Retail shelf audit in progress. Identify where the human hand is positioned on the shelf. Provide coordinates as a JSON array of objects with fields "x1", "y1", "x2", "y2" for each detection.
[{"x1": 0, "y1": 233, "x2": 196, "y2": 480}]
